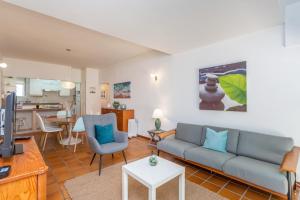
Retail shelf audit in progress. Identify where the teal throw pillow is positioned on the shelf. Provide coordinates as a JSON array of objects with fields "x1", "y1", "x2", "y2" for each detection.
[
  {"x1": 203, "y1": 128, "x2": 228, "y2": 153},
  {"x1": 95, "y1": 124, "x2": 115, "y2": 144}
]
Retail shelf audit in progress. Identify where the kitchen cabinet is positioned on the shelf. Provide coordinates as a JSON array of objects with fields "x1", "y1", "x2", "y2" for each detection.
[
  {"x1": 59, "y1": 87, "x2": 71, "y2": 96},
  {"x1": 29, "y1": 79, "x2": 70, "y2": 96},
  {"x1": 29, "y1": 79, "x2": 43, "y2": 96}
]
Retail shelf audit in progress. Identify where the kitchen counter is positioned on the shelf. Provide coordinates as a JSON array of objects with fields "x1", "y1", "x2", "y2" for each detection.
[
  {"x1": 15, "y1": 107, "x2": 63, "y2": 133},
  {"x1": 17, "y1": 108, "x2": 63, "y2": 112}
]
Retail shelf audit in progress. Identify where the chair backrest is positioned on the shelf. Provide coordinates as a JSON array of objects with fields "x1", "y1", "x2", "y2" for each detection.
[
  {"x1": 35, "y1": 113, "x2": 47, "y2": 132},
  {"x1": 57, "y1": 110, "x2": 67, "y2": 118},
  {"x1": 83, "y1": 113, "x2": 117, "y2": 138},
  {"x1": 72, "y1": 117, "x2": 85, "y2": 132}
]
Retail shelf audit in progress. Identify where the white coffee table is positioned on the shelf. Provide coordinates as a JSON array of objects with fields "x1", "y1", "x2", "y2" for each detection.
[{"x1": 122, "y1": 156, "x2": 185, "y2": 200}]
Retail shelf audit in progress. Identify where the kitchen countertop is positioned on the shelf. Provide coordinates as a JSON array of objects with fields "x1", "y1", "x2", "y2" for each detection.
[{"x1": 16, "y1": 108, "x2": 63, "y2": 112}]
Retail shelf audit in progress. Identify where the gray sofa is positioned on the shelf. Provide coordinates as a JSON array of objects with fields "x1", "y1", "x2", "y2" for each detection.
[{"x1": 157, "y1": 123, "x2": 297, "y2": 199}]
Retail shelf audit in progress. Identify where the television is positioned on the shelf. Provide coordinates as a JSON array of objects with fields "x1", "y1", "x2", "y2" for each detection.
[{"x1": 0, "y1": 92, "x2": 20, "y2": 158}]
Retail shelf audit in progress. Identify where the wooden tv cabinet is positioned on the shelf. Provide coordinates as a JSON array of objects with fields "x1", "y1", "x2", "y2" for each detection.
[
  {"x1": 0, "y1": 137, "x2": 48, "y2": 200},
  {"x1": 101, "y1": 108, "x2": 134, "y2": 132}
]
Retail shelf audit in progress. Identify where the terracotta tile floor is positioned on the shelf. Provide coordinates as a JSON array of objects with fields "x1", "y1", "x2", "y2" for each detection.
[{"x1": 32, "y1": 133, "x2": 298, "y2": 200}]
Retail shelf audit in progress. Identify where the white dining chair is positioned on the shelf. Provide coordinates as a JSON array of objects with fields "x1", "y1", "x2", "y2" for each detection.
[
  {"x1": 72, "y1": 117, "x2": 86, "y2": 152},
  {"x1": 36, "y1": 113, "x2": 63, "y2": 152}
]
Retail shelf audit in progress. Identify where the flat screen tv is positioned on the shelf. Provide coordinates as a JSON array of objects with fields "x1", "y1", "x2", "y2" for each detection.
[{"x1": 0, "y1": 92, "x2": 17, "y2": 158}]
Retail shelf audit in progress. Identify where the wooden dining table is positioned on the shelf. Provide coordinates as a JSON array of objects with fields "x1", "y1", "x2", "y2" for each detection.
[{"x1": 46, "y1": 115, "x2": 82, "y2": 146}]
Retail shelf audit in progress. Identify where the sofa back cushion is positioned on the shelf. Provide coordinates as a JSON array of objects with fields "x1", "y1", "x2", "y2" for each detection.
[
  {"x1": 175, "y1": 123, "x2": 203, "y2": 146},
  {"x1": 237, "y1": 131, "x2": 294, "y2": 165},
  {"x1": 203, "y1": 126, "x2": 240, "y2": 154}
]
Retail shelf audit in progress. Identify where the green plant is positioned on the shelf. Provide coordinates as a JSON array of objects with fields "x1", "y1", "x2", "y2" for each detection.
[{"x1": 219, "y1": 74, "x2": 247, "y2": 105}]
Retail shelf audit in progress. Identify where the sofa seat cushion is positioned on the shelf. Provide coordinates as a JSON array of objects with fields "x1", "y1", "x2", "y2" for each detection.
[
  {"x1": 184, "y1": 147, "x2": 236, "y2": 170},
  {"x1": 223, "y1": 156, "x2": 294, "y2": 194},
  {"x1": 157, "y1": 135, "x2": 198, "y2": 158}
]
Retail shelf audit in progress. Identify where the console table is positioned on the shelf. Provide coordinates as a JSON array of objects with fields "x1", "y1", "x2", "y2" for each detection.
[
  {"x1": 0, "y1": 137, "x2": 48, "y2": 200},
  {"x1": 101, "y1": 108, "x2": 134, "y2": 132}
]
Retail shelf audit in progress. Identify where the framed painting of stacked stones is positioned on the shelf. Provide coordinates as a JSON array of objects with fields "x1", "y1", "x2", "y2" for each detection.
[
  {"x1": 114, "y1": 81, "x2": 131, "y2": 98},
  {"x1": 199, "y1": 61, "x2": 247, "y2": 112}
]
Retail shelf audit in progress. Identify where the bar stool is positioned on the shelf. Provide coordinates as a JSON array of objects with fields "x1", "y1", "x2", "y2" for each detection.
[{"x1": 16, "y1": 117, "x2": 26, "y2": 131}]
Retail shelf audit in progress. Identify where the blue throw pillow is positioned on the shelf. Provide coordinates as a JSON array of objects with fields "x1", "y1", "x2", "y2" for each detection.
[
  {"x1": 203, "y1": 128, "x2": 228, "y2": 153},
  {"x1": 95, "y1": 124, "x2": 115, "y2": 144}
]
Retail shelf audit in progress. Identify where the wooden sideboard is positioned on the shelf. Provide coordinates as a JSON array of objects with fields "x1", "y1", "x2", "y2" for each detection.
[
  {"x1": 0, "y1": 138, "x2": 48, "y2": 200},
  {"x1": 101, "y1": 108, "x2": 134, "y2": 132}
]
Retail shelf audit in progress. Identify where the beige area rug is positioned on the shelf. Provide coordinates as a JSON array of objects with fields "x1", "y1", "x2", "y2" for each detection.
[{"x1": 65, "y1": 163, "x2": 227, "y2": 200}]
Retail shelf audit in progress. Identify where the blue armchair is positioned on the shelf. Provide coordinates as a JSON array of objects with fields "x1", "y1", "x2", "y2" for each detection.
[{"x1": 83, "y1": 113, "x2": 128, "y2": 175}]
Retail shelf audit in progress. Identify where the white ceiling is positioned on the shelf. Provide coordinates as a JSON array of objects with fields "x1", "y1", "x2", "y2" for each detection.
[
  {"x1": 5, "y1": 0, "x2": 283, "y2": 54},
  {"x1": 0, "y1": 1, "x2": 151, "y2": 68}
]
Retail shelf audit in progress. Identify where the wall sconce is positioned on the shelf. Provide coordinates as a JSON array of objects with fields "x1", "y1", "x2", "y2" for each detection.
[{"x1": 150, "y1": 73, "x2": 158, "y2": 82}]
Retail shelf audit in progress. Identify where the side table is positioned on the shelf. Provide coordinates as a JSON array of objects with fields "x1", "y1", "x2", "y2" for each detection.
[{"x1": 147, "y1": 129, "x2": 165, "y2": 147}]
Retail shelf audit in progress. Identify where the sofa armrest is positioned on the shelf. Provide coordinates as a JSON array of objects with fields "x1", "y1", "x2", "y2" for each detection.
[
  {"x1": 158, "y1": 129, "x2": 176, "y2": 140},
  {"x1": 280, "y1": 147, "x2": 300, "y2": 173}
]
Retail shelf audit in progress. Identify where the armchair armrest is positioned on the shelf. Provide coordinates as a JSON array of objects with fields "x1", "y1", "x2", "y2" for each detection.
[
  {"x1": 280, "y1": 147, "x2": 300, "y2": 173},
  {"x1": 115, "y1": 131, "x2": 128, "y2": 143},
  {"x1": 158, "y1": 129, "x2": 176, "y2": 140},
  {"x1": 88, "y1": 136, "x2": 102, "y2": 153}
]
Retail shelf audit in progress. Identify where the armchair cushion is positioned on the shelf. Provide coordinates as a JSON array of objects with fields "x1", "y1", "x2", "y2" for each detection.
[
  {"x1": 100, "y1": 142, "x2": 128, "y2": 154},
  {"x1": 95, "y1": 124, "x2": 115, "y2": 144}
]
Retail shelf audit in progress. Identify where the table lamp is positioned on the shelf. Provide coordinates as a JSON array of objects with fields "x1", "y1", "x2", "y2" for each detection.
[{"x1": 152, "y1": 108, "x2": 163, "y2": 131}]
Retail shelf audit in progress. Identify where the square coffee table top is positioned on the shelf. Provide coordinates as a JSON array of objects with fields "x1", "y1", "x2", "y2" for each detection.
[{"x1": 122, "y1": 156, "x2": 185, "y2": 188}]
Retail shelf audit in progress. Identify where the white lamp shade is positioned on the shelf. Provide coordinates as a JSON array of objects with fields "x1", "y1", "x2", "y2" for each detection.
[
  {"x1": 152, "y1": 108, "x2": 163, "y2": 119},
  {"x1": 61, "y1": 81, "x2": 75, "y2": 89},
  {"x1": 0, "y1": 62, "x2": 7, "y2": 68}
]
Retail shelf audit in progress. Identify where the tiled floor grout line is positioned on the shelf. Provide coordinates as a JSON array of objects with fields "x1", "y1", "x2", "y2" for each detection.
[
  {"x1": 186, "y1": 165, "x2": 274, "y2": 199},
  {"x1": 188, "y1": 168, "x2": 248, "y2": 197},
  {"x1": 41, "y1": 136, "x2": 298, "y2": 200},
  {"x1": 43, "y1": 148, "x2": 67, "y2": 197},
  {"x1": 187, "y1": 168, "x2": 201, "y2": 178},
  {"x1": 47, "y1": 141, "x2": 85, "y2": 199},
  {"x1": 48, "y1": 146, "x2": 71, "y2": 199},
  {"x1": 219, "y1": 180, "x2": 250, "y2": 197},
  {"x1": 199, "y1": 172, "x2": 215, "y2": 186},
  {"x1": 239, "y1": 186, "x2": 250, "y2": 200},
  {"x1": 217, "y1": 179, "x2": 231, "y2": 194}
]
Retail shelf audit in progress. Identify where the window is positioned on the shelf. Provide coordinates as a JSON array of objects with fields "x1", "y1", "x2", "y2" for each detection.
[{"x1": 16, "y1": 84, "x2": 25, "y2": 97}]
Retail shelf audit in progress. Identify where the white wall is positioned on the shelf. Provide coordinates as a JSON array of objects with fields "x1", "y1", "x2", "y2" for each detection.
[
  {"x1": 102, "y1": 26, "x2": 300, "y2": 147},
  {"x1": 85, "y1": 68, "x2": 100, "y2": 114},
  {"x1": 2, "y1": 57, "x2": 81, "y2": 82},
  {"x1": 285, "y1": 1, "x2": 300, "y2": 46}
]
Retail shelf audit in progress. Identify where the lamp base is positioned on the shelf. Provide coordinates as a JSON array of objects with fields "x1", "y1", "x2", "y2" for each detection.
[{"x1": 155, "y1": 118, "x2": 161, "y2": 131}]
